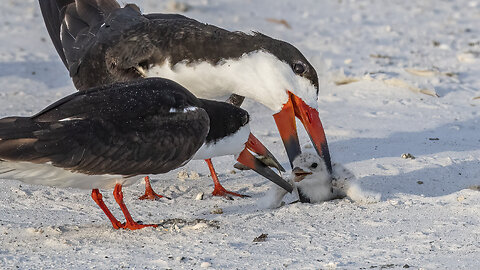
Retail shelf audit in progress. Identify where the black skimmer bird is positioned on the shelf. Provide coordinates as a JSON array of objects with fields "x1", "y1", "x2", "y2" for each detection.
[
  {"x1": 0, "y1": 78, "x2": 292, "y2": 230},
  {"x1": 38, "y1": 0, "x2": 333, "y2": 181},
  {"x1": 139, "y1": 100, "x2": 286, "y2": 199},
  {"x1": 38, "y1": 0, "x2": 287, "y2": 199}
]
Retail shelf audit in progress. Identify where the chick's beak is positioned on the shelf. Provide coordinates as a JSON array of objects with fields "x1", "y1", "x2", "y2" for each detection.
[
  {"x1": 292, "y1": 167, "x2": 313, "y2": 182},
  {"x1": 236, "y1": 137, "x2": 293, "y2": 193},
  {"x1": 273, "y1": 92, "x2": 332, "y2": 173}
]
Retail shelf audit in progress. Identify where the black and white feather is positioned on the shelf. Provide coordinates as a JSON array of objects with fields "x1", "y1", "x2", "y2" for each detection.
[
  {"x1": 38, "y1": 0, "x2": 319, "y2": 112},
  {"x1": 0, "y1": 78, "x2": 210, "y2": 189}
]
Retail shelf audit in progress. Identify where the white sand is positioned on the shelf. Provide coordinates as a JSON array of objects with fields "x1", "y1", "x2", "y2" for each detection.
[{"x1": 1, "y1": 0, "x2": 479, "y2": 269}]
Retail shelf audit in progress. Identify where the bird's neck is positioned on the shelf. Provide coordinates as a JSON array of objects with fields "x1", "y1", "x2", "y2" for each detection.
[{"x1": 145, "y1": 51, "x2": 292, "y2": 112}]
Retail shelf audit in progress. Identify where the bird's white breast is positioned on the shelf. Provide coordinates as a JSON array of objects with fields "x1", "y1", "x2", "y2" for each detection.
[
  {"x1": 192, "y1": 124, "x2": 251, "y2": 160},
  {"x1": 0, "y1": 161, "x2": 143, "y2": 189},
  {"x1": 145, "y1": 51, "x2": 318, "y2": 113}
]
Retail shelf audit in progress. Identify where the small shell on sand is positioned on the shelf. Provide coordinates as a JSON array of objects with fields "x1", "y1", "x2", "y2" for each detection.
[
  {"x1": 177, "y1": 170, "x2": 201, "y2": 180},
  {"x1": 195, "y1": 192, "x2": 204, "y2": 200},
  {"x1": 177, "y1": 170, "x2": 189, "y2": 180},
  {"x1": 210, "y1": 206, "x2": 223, "y2": 214}
]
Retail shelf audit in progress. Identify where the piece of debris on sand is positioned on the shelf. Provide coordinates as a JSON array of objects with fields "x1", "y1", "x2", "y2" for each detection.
[
  {"x1": 266, "y1": 18, "x2": 292, "y2": 29},
  {"x1": 468, "y1": 185, "x2": 480, "y2": 191},
  {"x1": 157, "y1": 218, "x2": 220, "y2": 231},
  {"x1": 401, "y1": 153, "x2": 416, "y2": 159},
  {"x1": 253, "y1": 233, "x2": 268, "y2": 242},
  {"x1": 210, "y1": 206, "x2": 223, "y2": 214}
]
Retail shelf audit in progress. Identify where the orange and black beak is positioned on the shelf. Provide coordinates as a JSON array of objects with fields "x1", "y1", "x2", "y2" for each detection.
[
  {"x1": 236, "y1": 133, "x2": 293, "y2": 193},
  {"x1": 273, "y1": 92, "x2": 332, "y2": 173},
  {"x1": 245, "y1": 133, "x2": 285, "y2": 172}
]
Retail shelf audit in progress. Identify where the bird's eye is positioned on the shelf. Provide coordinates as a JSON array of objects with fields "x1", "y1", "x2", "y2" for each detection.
[
  {"x1": 311, "y1": 162, "x2": 318, "y2": 169},
  {"x1": 292, "y1": 62, "x2": 307, "y2": 75}
]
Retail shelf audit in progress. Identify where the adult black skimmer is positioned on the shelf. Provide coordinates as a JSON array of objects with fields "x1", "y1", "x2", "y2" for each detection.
[
  {"x1": 38, "y1": 0, "x2": 286, "y2": 199},
  {"x1": 0, "y1": 78, "x2": 292, "y2": 230},
  {"x1": 38, "y1": 0, "x2": 333, "y2": 178},
  {"x1": 139, "y1": 100, "x2": 286, "y2": 200}
]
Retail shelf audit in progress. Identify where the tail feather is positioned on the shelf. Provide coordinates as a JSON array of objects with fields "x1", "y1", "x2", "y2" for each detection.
[
  {"x1": 75, "y1": 0, "x2": 120, "y2": 26},
  {"x1": 62, "y1": 5, "x2": 89, "y2": 38},
  {"x1": 0, "y1": 117, "x2": 52, "y2": 163},
  {"x1": 0, "y1": 139, "x2": 53, "y2": 163},
  {"x1": 39, "y1": 0, "x2": 74, "y2": 67},
  {"x1": 39, "y1": 0, "x2": 122, "y2": 69},
  {"x1": 0, "y1": 117, "x2": 43, "y2": 139}
]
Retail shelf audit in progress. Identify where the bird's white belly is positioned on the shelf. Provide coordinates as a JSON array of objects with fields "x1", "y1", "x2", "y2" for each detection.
[
  {"x1": 143, "y1": 51, "x2": 307, "y2": 113},
  {"x1": 0, "y1": 161, "x2": 144, "y2": 190},
  {"x1": 192, "y1": 124, "x2": 250, "y2": 160},
  {"x1": 145, "y1": 61, "x2": 232, "y2": 100}
]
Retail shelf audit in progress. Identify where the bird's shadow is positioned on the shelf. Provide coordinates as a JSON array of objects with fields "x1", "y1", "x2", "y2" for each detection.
[
  {"x1": 358, "y1": 161, "x2": 480, "y2": 200},
  {"x1": 328, "y1": 117, "x2": 480, "y2": 199}
]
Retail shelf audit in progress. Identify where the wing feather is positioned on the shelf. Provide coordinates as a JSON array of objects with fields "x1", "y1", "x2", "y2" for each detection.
[{"x1": 0, "y1": 78, "x2": 209, "y2": 176}]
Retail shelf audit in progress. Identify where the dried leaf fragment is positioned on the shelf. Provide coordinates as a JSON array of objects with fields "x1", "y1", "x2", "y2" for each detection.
[
  {"x1": 266, "y1": 18, "x2": 292, "y2": 29},
  {"x1": 253, "y1": 233, "x2": 268, "y2": 242}
]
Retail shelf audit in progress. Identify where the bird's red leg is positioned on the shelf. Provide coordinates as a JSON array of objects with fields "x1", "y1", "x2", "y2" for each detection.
[
  {"x1": 138, "y1": 176, "x2": 171, "y2": 200},
  {"x1": 205, "y1": 159, "x2": 249, "y2": 198},
  {"x1": 113, "y1": 184, "x2": 158, "y2": 230},
  {"x1": 91, "y1": 189, "x2": 122, "y2": 229}
]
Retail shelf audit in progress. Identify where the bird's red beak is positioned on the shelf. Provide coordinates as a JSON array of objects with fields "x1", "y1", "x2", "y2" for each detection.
[
  {"x1": 273, "y1": 91, "x2": 332, "y2": 173},
  {"x1": 245, "y1": 133, "x2": 285, "y2": 172},
  {"x1": 236, "y1": 133, "x2": 293, "y2": 193}
]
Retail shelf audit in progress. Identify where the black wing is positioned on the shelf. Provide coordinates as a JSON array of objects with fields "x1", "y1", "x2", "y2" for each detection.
[
  {"x1": 38, "y1": 0, "x2": 242, "y2": 90},
  {"x1": 39, "y1": 0, "x2": 124, "y2": 76},
  {"x1": 142, "y1": 13, "x2": 191, "y2": 21},
  {"x1": 0, "y1": 78, "x2": 209, "y2": 176},
  {"x1": 39, "y1": 0, "x2": 120, "y2": 68},
  {"x1": 39, "y1": 0, "x2": 73, "y2": 67}
]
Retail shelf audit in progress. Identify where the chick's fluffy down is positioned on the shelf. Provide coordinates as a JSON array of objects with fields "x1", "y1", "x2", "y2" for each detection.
[{"x1": 258, "y1": 151, "x2": 381, "y2": 208}]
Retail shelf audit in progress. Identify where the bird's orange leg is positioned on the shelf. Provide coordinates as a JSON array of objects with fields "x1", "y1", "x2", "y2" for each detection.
[
  {"x1": 138, "y1": 176, "x2": 170, "y2": 200},
  {"x1": 205, "y1": 159, "x2": 249, "y2": 198},
  {"x1": 91, "y1": 189, "x2": 123, "y2": 229},
  {"x1": 113, "y1": 184, "x2": 158, "y2": 230}
]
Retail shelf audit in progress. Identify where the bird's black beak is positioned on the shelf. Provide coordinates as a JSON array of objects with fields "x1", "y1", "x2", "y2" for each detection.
[
  {"x1": 236, "y1": 134, "x2": 293, "y2": 193},
  {"x1": 273, "y1": 91, "x2": 332, "y2": 174}
]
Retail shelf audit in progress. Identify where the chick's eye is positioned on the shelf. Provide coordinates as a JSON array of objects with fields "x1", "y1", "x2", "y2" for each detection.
[
  {"x1": 311, "y1": 162, "x2": 318, "y2": 169},
  {"x1": 293, "y1": 62, "x2": 306, "y2": 75}
]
